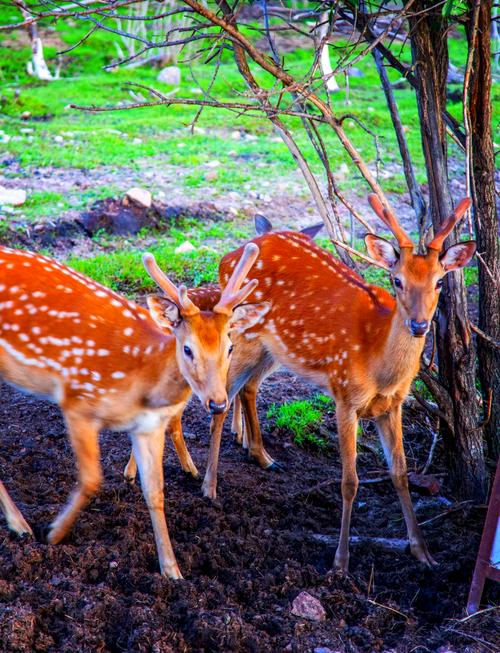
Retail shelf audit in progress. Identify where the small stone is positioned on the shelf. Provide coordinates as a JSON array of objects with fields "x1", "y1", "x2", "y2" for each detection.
[
  {"x1": 291, "y1": 591, "x2": 326, "y2": 621},
  {"x1": 109, "y1": 561, "x2": 118, "y2": 569},
  {"x1": 125, "y1": 187, "x2": 152, "y2": 208},
  {"x1": 157, "y1": 66, "x2": 181, "y2": 85},
  {"x1": 20, "y1": 128, "x2": 34, "y2": 134},
  {"x1": 175, "y1": 241, "x2": 195, "y2": 254},
  {"x1": 132, "y1": 137, "x2": 142, "y2": 145},
  {"x1": 206, "y1": 160, "x2": 220, "y2": 168},
  {"x1": 20, "y1": 111, "x2": 31, "y2": 120},
  {"x1": 0, "y1": 187, "x2": 27, "y2": 206},
  {"x1": 231, "y1": 130, "x2": 241, "y2": 140},
  {"x1": 54, "y1": 135, "x2": 64, "y2": 143}
]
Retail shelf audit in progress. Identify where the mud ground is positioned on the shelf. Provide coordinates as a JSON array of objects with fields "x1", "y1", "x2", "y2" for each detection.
[{"x1": 0, "y1": 370, "x2": 497, "y2": 653}]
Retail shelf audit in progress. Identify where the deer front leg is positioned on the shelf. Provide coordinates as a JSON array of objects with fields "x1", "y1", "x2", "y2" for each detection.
[
  {"x1": 375, "y1": 405, "x2": 437, "y2": 567},
  {"x1": 334, "y1": 403, "x2": 359, "y2": 572},
  {"x1": 0, "y1": 480, "x2": 33, "y2": 536},
  {"x1": 124, "y1": 406, "x2": 198, "y2": 482},
  {"x1": 48, "y1": 415, "x2": 102, "y2": 544},
  {"x1": 239, "y1": 380, "x2": 282, "y2": 470},
  {"x1": 131, "y1": 425, "x2": 182, "y2": 579},
  {"x1": 202, "y1": 411, "x2": 228, "y2": 500}
]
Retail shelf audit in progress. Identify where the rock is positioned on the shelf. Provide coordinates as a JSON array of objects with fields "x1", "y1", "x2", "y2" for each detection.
[
  {"x1": 132, "y1": 137, "x2": 143, "y2": 145},
  {"x1": 206, "y1": 160, "x2": 220, "y2": 168},
  {"x1": 175, "y1": 241, "x2": 195, "y2": 254},
  {"x1": 125, "y1": 187, "x2": 152, "y2": 209},
  {"x1": 204, "y1": 170, "x2": 218, "y2": 182},
  {"x1": 20, "y1": 111, "x2": 31, "y2": 120},
  {"x1": 291, "y1": 591, "x2": 326, "y2": 621},
  {"x1": 54, "y1": 135, "x2": 63, "y2": 143},
  {"x1": 408, "y1": 472, "x2": 441, "y2": 496},
  {"x1": 0, "y1": 186, "x2": 27, "y2": 206},
  {"x1": 157, "y1": 66, "x2": 181, "y2": 85}
]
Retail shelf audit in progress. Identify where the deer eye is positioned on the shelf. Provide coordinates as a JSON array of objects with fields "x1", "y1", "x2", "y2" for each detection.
[
  {"x1": 183, "y1": 345, "x2": 193, "y2": 358},
  {"x1": 394, "y1": 277, "x2": 403, "y2": 290},
  {"x1": 228, "y1": 344, "x2": 234, "y2": 356},
  {"x1": 436, "y1": 279, "x2": 443, "y2": 290}
]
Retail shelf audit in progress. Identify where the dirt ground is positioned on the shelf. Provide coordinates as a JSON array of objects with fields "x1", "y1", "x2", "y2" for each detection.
[{"x1": 0, "y1": 370, "x2": 497, "y2": 653}]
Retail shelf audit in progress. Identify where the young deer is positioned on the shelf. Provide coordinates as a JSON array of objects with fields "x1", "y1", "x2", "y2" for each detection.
[
  {"x1": 0, "y1": 242, "x2": 267, "y2": 578},
  {"x1": 206, "y1": 195, "x2": 475, "y2": 570}
]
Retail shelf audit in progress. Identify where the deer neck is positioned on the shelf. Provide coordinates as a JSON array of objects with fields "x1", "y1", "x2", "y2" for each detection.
[{"x1": 373, "y1": 307, "x2": 425, "y2": 390}]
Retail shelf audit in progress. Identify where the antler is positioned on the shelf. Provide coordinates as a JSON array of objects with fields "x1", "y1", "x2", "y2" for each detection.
[
  {"x1": 214, "y1": 243, "x2": 260, "y2": 315},
  {"x1": 142, "y1": 253, "x2": 199, "y2": 316},
  {"x1": 427, "y1": 198, "x2": 472, "y2": 251},
  {"x1": 368, "y1": 194, "x2": 414, "y2": 249}
]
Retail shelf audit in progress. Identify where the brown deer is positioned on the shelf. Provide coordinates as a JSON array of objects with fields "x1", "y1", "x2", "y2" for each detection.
[
  {"x1": 0, "y1": 242, "x2": 268, "y2": 578},
  {"x1": 203, "y1": 195, "x2": 475, "y2": 571}
]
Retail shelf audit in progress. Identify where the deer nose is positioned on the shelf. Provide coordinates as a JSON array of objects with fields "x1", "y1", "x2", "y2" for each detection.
[
  {"x1": 410, "y1": 320, "x2": 429, "y2": 337},
  {"x1": 208, "y1": 399, "x2": 227, "y2": 415}
]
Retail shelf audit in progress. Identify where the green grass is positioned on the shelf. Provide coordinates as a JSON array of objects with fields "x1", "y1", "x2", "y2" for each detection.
[
  {"x1": 267, "y1": 394, "x2": 334, "y2": 449},
  {"x1": 2, "y1": 7, "x2": 493, "y2": 201}
]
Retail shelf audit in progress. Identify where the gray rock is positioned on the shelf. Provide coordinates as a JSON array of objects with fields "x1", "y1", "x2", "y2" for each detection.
[{"x1": 157, "y1": 66, "x2": 181, "y2": 85}]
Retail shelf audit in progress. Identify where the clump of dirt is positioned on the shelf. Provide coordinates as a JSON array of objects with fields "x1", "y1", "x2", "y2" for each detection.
[
  {"x1": 81, "y1": 197, "x2": 229, "y2": 236},
  {"x1": 0, "y1": 372, "x2": 497, "y2": 653}
]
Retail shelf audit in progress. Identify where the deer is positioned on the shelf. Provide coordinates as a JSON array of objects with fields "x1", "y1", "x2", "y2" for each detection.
[
  {"x1": 0, "y1": 241, "x2": 268, "y2": 579},
  {"x1": 201, "y1": 194, "x2": 475, "y2": 571},
  {"x1": 123, "y1": 216, "x2": 324, "y2": 482}
]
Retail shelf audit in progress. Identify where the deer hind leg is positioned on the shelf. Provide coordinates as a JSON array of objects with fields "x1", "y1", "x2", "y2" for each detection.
[
  {"x1": 47, "y1": 415, "x2": 102, "y2": 544},
  {"x1": 168, "y1": 413, "x2": 199, "y2": 479},
  {"x1": 375, "y1": 405, "x2": 437, "y2": 567},
  {"x1": 231, "y1": 395, "x2": 245, "y2": 447},
  {"x1": 131, "y1": 425, "x2": 182, "y2": 579},
  {"x1": 334, "y1": 403, "x2": 359, "y2": 572},
  {"x1": 0, "y1": 480, "x2": 33, "y2": 536}
]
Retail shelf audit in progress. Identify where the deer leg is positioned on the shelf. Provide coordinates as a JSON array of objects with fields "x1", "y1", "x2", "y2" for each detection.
[
  {"x1": 231, "y1": 395, "x2": 245, "y2": 447},
  {"x1": 169, "y1": 413, "x2": 199, "y2": 479},
  {"x1": 131, "y1": 425, "x2": 182, "y2": 579},
  {"x1": 123, "y1": 452, "x2": 138, "y2": 483},
  {"x1": 202, "y1": 411, "x2": 228, "y2": 500},
  {"x1": 375, "y1": 406, "x2": 437, "y2": 567},
  {"x1": 0, "y1": 480, "x2": 33, "y2": 536},
  {"x1": 334, "y1": 403, "x2": 359, "y2": 572},
  {"x1": 48, "y1": 415, "x2": 102, "y2": 544},
  {"x1": 124, "y1": 404, "x2": 197, "y2": 482},
  {"x1": 239, "y1": 379, "x2": 282, "y2": 470}
]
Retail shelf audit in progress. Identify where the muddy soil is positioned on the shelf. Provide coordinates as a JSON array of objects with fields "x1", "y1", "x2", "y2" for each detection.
[{"x1": 0, "y1": 371, "x2": 497, "y2": 653}]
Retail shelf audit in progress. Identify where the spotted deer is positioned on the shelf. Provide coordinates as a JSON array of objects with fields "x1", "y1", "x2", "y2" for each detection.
[
  {"x1": 204, "y1": 195, "x2": 475, "y2": 571},
  {"x1": 0, "y1": 242, "x2": 267, "y2": 578}
]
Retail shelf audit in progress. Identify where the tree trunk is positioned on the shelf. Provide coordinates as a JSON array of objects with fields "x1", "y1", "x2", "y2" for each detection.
[
  {"x1": 408, "y1": 2, "x2": 487, "y2": 501},
  {"x1": 466, "y1": 0, "x2": 500, "y2": 460}
]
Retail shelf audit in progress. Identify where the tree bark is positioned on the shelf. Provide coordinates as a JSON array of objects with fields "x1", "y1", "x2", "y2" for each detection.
[
  {"x1": 466, "y1": 0, "x2": 500, "y2": 460},
  {"x1": 408, "y1": 1, "x2": 487, "y2": 501}
]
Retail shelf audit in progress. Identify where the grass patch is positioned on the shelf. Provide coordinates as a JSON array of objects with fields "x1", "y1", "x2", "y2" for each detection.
[{"x1": 267, "y1": 393, "x2": 333, "y2": 449}]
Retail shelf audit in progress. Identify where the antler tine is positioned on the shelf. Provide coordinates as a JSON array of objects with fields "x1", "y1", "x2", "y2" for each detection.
[
  {"x1": 214, "y1": 243, "x2": 260, "y2": 315},
  {"x1": 427, "y1": 198, "x2": 472, "y2": 251},
  {"x1": 142, "y1": 253, "x2": 198, "y2": 316},
  {"x1": 368, "y1": 194, "x2": 413, "y2": 249}
]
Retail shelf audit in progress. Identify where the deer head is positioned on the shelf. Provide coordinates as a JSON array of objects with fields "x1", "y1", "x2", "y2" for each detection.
[
  {"x1": 144, "y1": 243, "x2": 270, "y2": 413},
  {"x1": 365, "y1": 195, "x2": 476, "y2": 337}
]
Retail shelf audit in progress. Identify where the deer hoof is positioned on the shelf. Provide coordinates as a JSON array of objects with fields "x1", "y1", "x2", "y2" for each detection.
[{"x1": 267, "y1": 460, "x2": 285, "y2": 472}]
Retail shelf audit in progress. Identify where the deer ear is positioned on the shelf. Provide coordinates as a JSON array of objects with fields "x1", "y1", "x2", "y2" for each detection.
[
  {"x1": 147, "y1": 295, "x2": 181, "y2": 329},
  {"x1": 229, "y1": 302, "x2": 271, "y2": 333},
  {"x1": 440, "y1": 241, "x2": 476, "y2": 272},
  {"x1": 300, "y1": 223, "x2": 323, "y2": 239},
  {"x1": 365, "y1": 234, "x2": 399, "y2": 269},
  {"x1": 255, "y1": 214, "x2": 273, "y2": 235}
]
